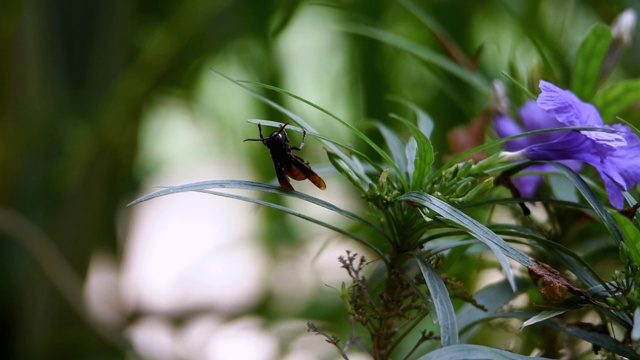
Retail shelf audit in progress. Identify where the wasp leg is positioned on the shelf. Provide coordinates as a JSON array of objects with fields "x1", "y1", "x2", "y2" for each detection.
[
  {"x1": 258, "y1": 124, "x2": 264, "y2": 139},
  {"x1": 291, "y1": 128, "x2": 306, "y2": 151}
]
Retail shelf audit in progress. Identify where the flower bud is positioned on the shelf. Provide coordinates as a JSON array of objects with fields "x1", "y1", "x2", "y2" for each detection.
[
  {"x1": 612, "y1": 9, "x2": 637, "y2": 47},
  {"x1": 455, "y1": 178, "x2": 494, "y2": 203},
  {"x1": 602, "y1": 9, "x2": 637, "y2": 78}
]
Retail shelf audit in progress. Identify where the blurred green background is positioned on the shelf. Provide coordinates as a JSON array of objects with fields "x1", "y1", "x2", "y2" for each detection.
[{"x1": 1, "y1": 0, "x2": 639, "y2": 359}]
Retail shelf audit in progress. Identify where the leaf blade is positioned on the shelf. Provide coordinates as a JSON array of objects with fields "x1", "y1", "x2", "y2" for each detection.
[
  {"x1": 417, "y1": 344, "x2": 554, "y2": 360},
  {"x1": 545, "y1": 162, "x2": 624, "y2": 246},
  {"x1": 416, "y1": 256, "x2": 459, "y2": 346},
  {"x1": 128, "y1": 180, "x2": 390, "y2": 255},
  {"x1": 571, "y1": 24, "x2": 612, "y2": 101},
  {"x1": 339, "y1": 23, "x2": 490, "y2": 94},
  {"x1": 399, "y1": 192, "x2": 536, "y2": 291}
]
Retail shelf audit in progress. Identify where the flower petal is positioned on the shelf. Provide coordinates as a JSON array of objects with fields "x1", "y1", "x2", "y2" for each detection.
[
  {"x1": 596, "y1": 124, "x2": 640, "y2": 208},
  {"x1": 523, "y1": 132, "x2": 603, "y2": 163},
  {"x1": 495, "y1": 80, "x2": 640, "y2": 209},
  {"x1": 537, "y1": 80, "x2": 626, "y2": 149},
  {"x1": 518, "y1": 100, "x2": 567, "y2": 144},
  {"x1": 493, "y1": 115, "x2": 529, "y2": 151},
  {"x1": 537, "y1": 80, "x2": 602, "y2": 126}
]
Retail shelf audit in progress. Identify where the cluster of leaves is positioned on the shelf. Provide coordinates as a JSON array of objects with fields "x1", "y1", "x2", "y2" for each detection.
[{"x1": 130, "y1": 3, "x2": 640, "y2": 360}]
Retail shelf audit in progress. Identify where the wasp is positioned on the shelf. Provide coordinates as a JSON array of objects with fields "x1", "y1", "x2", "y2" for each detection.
[{"x1": 244, "y1": 123, "x2": 326, "y2": 191}]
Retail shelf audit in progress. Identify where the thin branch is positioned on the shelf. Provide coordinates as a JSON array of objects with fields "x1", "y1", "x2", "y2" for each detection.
[{"x1": 307, "y1": 322, "x2": 350, "y2": 360}]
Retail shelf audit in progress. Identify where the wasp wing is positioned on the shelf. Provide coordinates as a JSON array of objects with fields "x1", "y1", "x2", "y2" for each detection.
[
  {"x1": 284, "y1": 155, "x2": 327, "y2": 190},
  {"x1": 274, "y1": 162, "x2": 295, "y2": 191}
]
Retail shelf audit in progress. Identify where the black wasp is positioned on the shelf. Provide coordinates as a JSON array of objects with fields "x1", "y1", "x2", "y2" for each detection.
[{"x1": 244, "y1": 123, "x2": 326, "y2": 191}]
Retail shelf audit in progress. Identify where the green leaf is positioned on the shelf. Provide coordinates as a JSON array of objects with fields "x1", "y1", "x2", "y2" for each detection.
[
  {"x1": 326, "y1": 151, "x2": 369, "y2": 193},
  {"x1": 571, "y1": 23, "x2": 612, "y2": 101},
  {"x1": 406, "y1": 124, "x2": 434, "y2": 191},
  {"x1": 501, "y1": 71, "x2": 536, "y2": 100},
  {"x1": 388, "y1": 113, "x2": 435, "y2": 191},
  {"x1": 398, "y1": 192, "x2": 535, "y2": 291},
  {"x1": 545, "y1": 162, "x2": 624, "y2": 246},
  {"x1": 387, "y1": 93, "x2": 435, "y2": 138},
  {"x1": 519, "y1": 310, "x2": 566, "y2": 331},
  {"x1": 376, "y1": 123, "x2": 409, "y2": 178},
  {"x1": 632, "y1": 307, "x2": 640, "y2": 341},
  {"x1": 128, "y1": 180, "x2": 390, "y2": 258},
  {"x1": 388, "y1": 98, "x2": 435, "y2": 190},
  {"x1": 593, "y1": 79, "x2": 640, "y2": 121},
  {"x1": 543, "y1": 321, "x2": 640, "y2": 359},
  {"x1": 405, "y1": 138, "x2": 418, "y2": 184},
  {"x1": 416, "y1": 256, "x2": 459, "y2": 346},
  {"x1": 417, "y1": 344, "x2": 554, "y2": 360},
  {"x1": 487, "y1": 222, "x2": 609, "y2": 287},
  {"x1": 457, "y1": 312, "x2": 638, "y2": 359}
]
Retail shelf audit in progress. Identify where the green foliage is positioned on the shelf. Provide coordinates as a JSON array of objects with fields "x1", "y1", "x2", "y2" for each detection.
[
  {"x1": 131, "y1": 62, "x2": 640, "y2": 357},
  {"x1": 571, "y1": 24, "x2": 613, "y2": 101},
  {"x1": 7, "y1": 0, "x2": 640, "y2": 359}
]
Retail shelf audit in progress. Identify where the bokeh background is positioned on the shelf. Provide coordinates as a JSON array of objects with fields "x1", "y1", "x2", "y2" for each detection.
[{"x1": 1, "y1": 0, "x2": 639, "y2": 359}]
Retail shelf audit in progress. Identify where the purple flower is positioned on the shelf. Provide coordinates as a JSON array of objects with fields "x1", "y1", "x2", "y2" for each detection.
[{"x1": 494, "y1": 80, "x2": 640, "y2": 209}]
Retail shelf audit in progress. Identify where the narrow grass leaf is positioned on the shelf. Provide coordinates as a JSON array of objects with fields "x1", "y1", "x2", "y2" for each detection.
[
  {"x1": 416, "y1": 256, "x2": 459, "y2": 346},
  {"x1": 406, "y1": 121, "x2": 434, "y2": 190},
  {"x1": 632, "y1": 307, "x2": 640, "y2": 341},
  {"x1": 388, "y1": 113, "x2": 435, "y2": 190},
  {"x1": 456, "y1": 312, "x2": 638, "y2": 359},
  {"x1": 545, "y1": 162, "x2": 624, "y2": 246},
  {"x1": 388, "y1": 96, "x2": 435, "y2": 138},
  {"x1": 326, "y1": 151, "x2": 369, "y2": 193},
  {"x1": 199, "y1": 188, "x2": 386, "y2": 259},
  {"x1": 388, "y1": 99, "x2": 435, "y2": 190},
  {"x1": 571, "y1": 24, "x2": 612, "y2": 101},
  {"x1": 376, "y1": 123, "x2": 409, "y2": 177},
  {"x1": 501, "y1": 71, "x2": 536, "y2": 99},
  {"x1": 405, "y1": 138, "x2": 418, "y2": 183},
  {"x1": 519, "y1": 310, "x2": 566, "y2": 331},
  {"x1": 340, "y1": 23, "x2": 490, "y2": 94},
  {"x1": 545, "y1": 321, "x2": 640, "y2": 359},
  {"x1": 490, "y1": 224, "x2": 606, "y2": 289},
  {"x1": 418, "y1": 344, "x2": 553, "y2": 360},
  {"x1": 128, "y1": 180, "x2": 390, "y2": 249},
  {"x1": 399, "y1": 192, "x2": 536, "y2": 291}
]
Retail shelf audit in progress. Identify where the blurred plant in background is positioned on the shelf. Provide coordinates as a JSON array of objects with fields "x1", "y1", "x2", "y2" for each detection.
[{"x1": 2, "y1": 0, "x2": 640, "y2": 359}]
